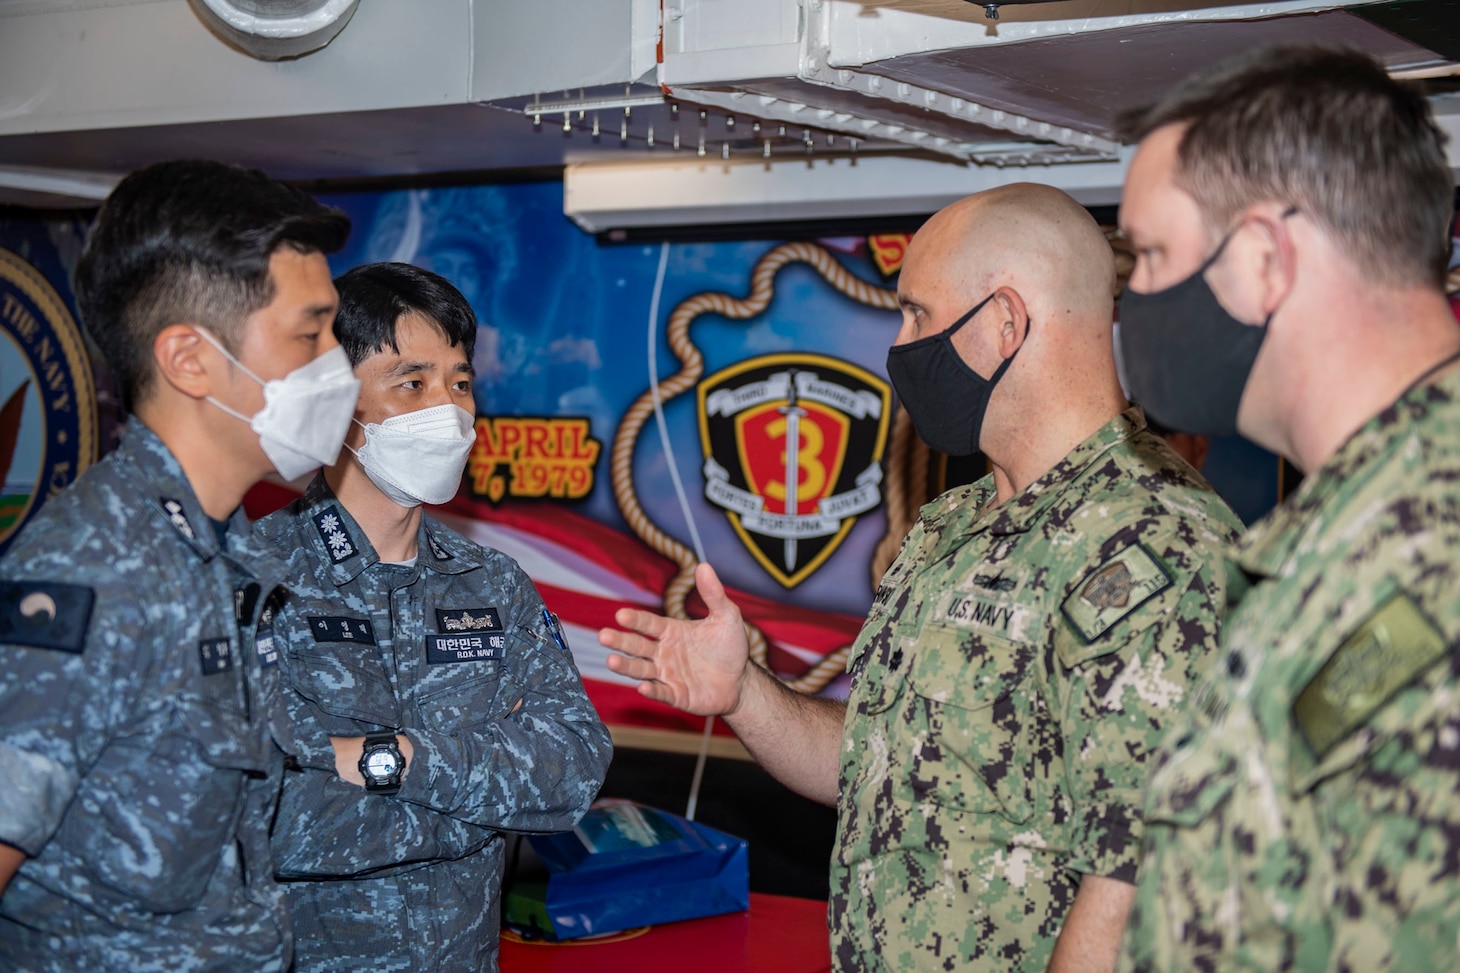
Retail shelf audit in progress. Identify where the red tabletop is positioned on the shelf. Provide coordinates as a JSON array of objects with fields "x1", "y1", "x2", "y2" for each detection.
[{"x1": 499, "y1": 892, "x2": 831, "y2": 973}]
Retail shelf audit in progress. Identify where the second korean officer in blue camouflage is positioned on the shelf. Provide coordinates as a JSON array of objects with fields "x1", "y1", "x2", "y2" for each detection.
[{"x1": 258, "y1": 261, "x2": 612, "y2": 973}]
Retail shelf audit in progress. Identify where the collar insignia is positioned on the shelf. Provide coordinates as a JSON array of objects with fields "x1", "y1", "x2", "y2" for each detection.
[
  {"x1": 159, "y1": 497, "x2": 195, "y2": 541},
  {"x1": 313, "y1": 505, "x2": 358, "y2": 564}
]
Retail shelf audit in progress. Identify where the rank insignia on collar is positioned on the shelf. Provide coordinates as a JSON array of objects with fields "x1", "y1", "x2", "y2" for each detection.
[
  {"x1": 312, "y1": 505, "x2": 358, "y2": 564},
  {"x1": 426, "y1": 531, "x2": 453, "y2": 561},
  {"x1": 159, "y1": 497, "x2": 195, "y2": 541}
]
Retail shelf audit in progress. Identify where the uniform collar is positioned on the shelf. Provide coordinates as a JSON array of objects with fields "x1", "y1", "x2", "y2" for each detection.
[
  {"x1": 299, "y1": 475, "x2": 480, "y2": 585},
  {"x1": 117, "y1": 420, "x2": 257, "y2": 564},
  {"x1": 972, "y1": 406, "x2": 1146, "y2": 537},
  {"x1": 1236, "y1": 365, "x2": 1460, "y2": 579}
]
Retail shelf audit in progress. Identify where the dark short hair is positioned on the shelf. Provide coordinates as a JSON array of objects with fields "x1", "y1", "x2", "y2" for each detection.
[
  {"x1": 332, "y1": 262, "x2": 478, "y2": 367},
  {"x1": 74, "y1": 159, "x2": 350, "y2": 410},
  {"x1": 1119, "y1": 45, "x2": 1452, "y2": 288}
]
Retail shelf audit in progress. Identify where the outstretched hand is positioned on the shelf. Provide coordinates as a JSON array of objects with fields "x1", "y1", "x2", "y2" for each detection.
[{"x1": 600, "y1": 562, "x2": 752, "y2": 717}]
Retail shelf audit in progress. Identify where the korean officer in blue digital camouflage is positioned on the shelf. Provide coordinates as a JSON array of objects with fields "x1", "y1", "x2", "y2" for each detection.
[
  {"x1": 258, "y1": 261, "x2": 612, "y2": 973},
  {"x1": 0, "y1": 160, "x2": 359, "y2": 971}
]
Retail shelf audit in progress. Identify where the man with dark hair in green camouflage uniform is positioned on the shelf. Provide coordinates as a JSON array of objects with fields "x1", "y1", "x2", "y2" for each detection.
[
  {"x1": 1116, "y1": 45, "x2": 1460, "y2": 972},
  {"x1": 601, "y1": 182, "x2": 1245, "y2": 972}
]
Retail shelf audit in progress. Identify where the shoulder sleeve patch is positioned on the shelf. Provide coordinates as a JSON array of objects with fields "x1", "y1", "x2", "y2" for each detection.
[
  {"x1": 1061, "y1": 543, "x2": 1172, "y2": 644},
  {"x1": 0, "y1": 579, "x2": 95, "y2": 653},
  {"x1": 1294, "y1": 592, "x2": 1448, "y2": 758}
]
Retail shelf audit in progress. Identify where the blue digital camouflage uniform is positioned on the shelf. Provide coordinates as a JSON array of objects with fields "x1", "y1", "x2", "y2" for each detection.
[
  {"x1": 258, "y1": 476, "x2": 612, "y2": 973},
  {"x1": 831, "y1": 408, "x2": 1246, "y2": 972},
  {"x1": 0, "y1": 422, "x2": 294, "y2": 972},
  {"x1": 1123, "y1": 365, "x2": 1460, "y2": 973}
]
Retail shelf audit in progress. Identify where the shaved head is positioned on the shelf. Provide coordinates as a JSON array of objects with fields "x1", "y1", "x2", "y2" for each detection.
[
  {"x1": 903, "y1": 183, "x2": 1115, "y2": 328},
  {"x1": 891, "y1": 183, "x2": 1127, "y2": 478}
]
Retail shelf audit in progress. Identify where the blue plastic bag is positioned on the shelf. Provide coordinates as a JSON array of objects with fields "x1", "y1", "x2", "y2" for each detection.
[{"x1": 507, "y1": 801, "x2": 750, "y2": 939}]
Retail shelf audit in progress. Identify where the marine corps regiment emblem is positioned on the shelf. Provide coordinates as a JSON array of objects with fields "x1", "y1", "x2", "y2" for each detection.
[
  {"x1": 0, "y1": 248, "x2": 98, "y2": 557},
  {"x1": 698, "y1": 353, "x2": 891, "y2": 588}
]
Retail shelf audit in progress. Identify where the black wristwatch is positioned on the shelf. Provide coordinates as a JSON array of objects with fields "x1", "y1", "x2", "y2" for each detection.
[{"x1": 358, "y1": 731, "x2": 404, "y2": 795}]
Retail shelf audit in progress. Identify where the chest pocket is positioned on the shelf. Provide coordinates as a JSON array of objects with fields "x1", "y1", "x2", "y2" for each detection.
[
  {"x1": 415, "y1": 631, "x2": 524, "y2": 730},
  {"x1": 62, "y1": 699, "x2": 254, "y2": 912},
  {"x1": 291, "y1": 639, "x2": 399, "y2": 728},
  {"x1": 903, "y1": 622, "x2": 1040, "y2": 824}
]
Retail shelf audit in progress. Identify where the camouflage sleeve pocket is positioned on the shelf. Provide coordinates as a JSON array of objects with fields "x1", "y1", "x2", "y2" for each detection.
[
  {"x1": 1290, "y1": 589, "x2": 1453, "y2": 794},
  {"x1": 905, "y1": 625, "x2": 1037, "y2": 823}
]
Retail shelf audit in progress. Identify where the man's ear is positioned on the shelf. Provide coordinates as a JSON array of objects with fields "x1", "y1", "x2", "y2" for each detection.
[
  {"x1": 153, "y1": 325, "x2": 215, "y2": 400},
  {"x1": 990, "y1": 287, "x2": 1031, "y2": 360},
  {"x1": 1245, "y1": 203, "x2": 1299, "y2": 319}
]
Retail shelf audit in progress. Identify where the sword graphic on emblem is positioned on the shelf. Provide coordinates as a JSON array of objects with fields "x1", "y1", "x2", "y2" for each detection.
[{"x1": 779, "y1": 372, "x2": 805, "y2": 571}]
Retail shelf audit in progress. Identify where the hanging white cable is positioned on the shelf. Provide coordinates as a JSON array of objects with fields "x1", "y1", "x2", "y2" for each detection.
[
  {"x1": 647, "y1": 241, "x2": 707, "y2": 565},
  {"x1": 644, "y1": 241, "x2": 716, "y2": 820}
]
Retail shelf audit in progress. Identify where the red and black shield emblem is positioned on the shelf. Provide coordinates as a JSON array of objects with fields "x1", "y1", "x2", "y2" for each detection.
[{"x1": 698, "y1": 354, "x2": 891, "y2": 588}]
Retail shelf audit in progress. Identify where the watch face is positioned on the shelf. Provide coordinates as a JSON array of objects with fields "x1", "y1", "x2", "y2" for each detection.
[{"x1": 365, "y1": 749, "x2": 399, "y2": 778}]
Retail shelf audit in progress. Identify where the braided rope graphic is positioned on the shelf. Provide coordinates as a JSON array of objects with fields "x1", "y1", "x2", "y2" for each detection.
[{"x1": 610, "y1": 243, "x2": 900, "y2": 694}]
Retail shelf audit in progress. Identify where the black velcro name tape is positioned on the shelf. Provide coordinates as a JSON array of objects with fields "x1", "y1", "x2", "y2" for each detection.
[
  {"x1": 307, "y1": 615, "x2": 377, "y2": 645},
  {"x1": 198, "y1": 638, "x2": 233, "y2": 676},
  {"x1": 0, "y1": 580, "x2": 95, "y2": 654},
  {"x1": 427, "y1": 632, "x2": 505, "y2": 665}
]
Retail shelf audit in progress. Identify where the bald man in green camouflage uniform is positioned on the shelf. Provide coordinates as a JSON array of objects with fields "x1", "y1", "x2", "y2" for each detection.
[
  {"x1": 602, "y1": 183, "x2": 1244, "y2": 972},
  {"x1": 834, "y1": 406, "x2": 1241, "y2": 971},
  {"x1": 1115, "y1": 47, "x2": 1460, "y2": 971}
]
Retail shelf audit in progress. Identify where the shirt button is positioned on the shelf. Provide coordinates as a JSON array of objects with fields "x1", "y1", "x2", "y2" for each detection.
[{"x1": 889, "y1": 647, "x2": 904, "y2": 670}]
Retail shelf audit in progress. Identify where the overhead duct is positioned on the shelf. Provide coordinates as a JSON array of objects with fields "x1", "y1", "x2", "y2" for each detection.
[{"x1": 188, "y1": 0, "x2": 360, "y2": 60}]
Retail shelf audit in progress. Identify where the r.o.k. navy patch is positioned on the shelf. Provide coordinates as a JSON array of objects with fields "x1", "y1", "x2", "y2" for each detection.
[
  {"x1": 0, "y1": 248, "x2": 100, "y2": 559},
  {"x1": 435, "y1": 606, "x2": 502, "y2": 633},
  {"x1": 0, "y1": 579, "x2": 94, "y2": 653},
  {"x1": 312, "y1": 505, "x2": 357, "y2": 564},
  {"x1": 198, "y1": 637, "x2": 233, "y2": 676},
  {"x1": 427, "y1": 631, "x2": 505, "y2": 665}
]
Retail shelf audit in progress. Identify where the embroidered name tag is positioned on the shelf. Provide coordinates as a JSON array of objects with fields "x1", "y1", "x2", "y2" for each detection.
[
  {"x1": 935, "y1": 592, "x2": 1017, "y2": 632},
  {"x1": 1294, "y1": 593, "x2": 1448, "y2": 758},
  {"x1": 254, "y1": 588, "x2": 286, "y2": 668},
  {"x1": 307, "y1": 615, "x2": 377, "y2": 645},
  {"x1": 435, "y1": 607, "x2": 502, "y2": 633},
  {"x1": 0, "y1": 580, "x2": 95, "y2": 654},
  {"x1": 312, "y1": 505, "x2": 358, "y2": 564},
  {"x1": 198, "y1": 638, "x2": 233, "y2": 676},
  {"x1": 427, "y1": 632, "x2": 505, "y2": 664},
  {"x1": 1062, "y1": 544, "x2": 1172, "y2": 643}
]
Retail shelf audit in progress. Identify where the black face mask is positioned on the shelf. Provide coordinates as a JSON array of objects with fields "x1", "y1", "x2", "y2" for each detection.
[
  {"x1": 1118, "y1": 228, "x2": 1270, "y2": 437},
  {"x1": 885, "y1": 294, "x2": 1025, "y2": 457}
]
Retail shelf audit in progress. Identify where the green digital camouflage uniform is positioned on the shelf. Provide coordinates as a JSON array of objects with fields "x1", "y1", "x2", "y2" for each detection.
[
  {"x1": 1123, "y1": 365, "x2": 1460, "y2": 973},
  {"x1": 831, "y1": 408, "x2": 1245, "y2": 972}
]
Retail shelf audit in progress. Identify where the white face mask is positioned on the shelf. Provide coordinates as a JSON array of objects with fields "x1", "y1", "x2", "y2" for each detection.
[
  {"x1": 350, "y1": 403, "x2": 475, "y2": 508},
  {"x1": 198, "y1": 330, "x2": 362, "y2": 481}
]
